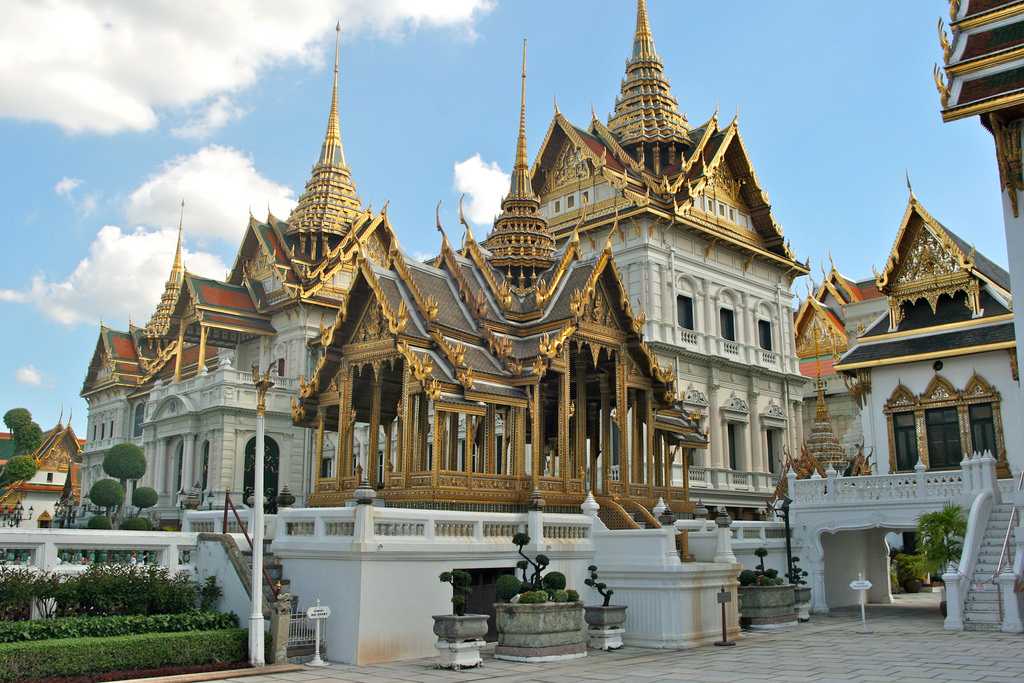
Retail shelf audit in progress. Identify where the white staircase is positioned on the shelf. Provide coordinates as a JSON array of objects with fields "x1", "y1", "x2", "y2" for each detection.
[{"x1": 963, "y1": 502, "x2": 1014, "y2": 631}]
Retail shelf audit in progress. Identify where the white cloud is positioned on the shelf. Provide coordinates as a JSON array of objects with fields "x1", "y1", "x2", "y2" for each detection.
[
  {"x1": 0, "y1": 1, "x2": 495, "y2": 135},
  {"x1": 3, "y1": 225, "x2": 227, "y2": 327},
  {"x1": 15, "y1": 365, "x2": 42, "y2": 387},
  {"x1": 171, "y1": 96, "x2": 248, "y2": 140},
  {"x1": 54, "y1": 177, "x2": 82, "y2": 196},
  {"x1": 454, "y1": 154, "x2": 508, "y2": 225},
  {"x1": 126, "y1": 145, "x2": 296, "y2": 242}
]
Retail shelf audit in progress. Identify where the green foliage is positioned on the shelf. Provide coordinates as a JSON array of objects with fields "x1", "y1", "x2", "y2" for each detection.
[
  {"x1": 512, "y1": 533, "x2": 552, "y2": 591},
  {"x1": 3, "y1": 455, "x2": 37, "y2": 483},
  {"x1": 89, "y1": 478, "x2": 125, "y2": 509},
  {"x1": 0, "y1": 629, "x2": 247, "y2": 683},
  {"x1": 566, "y1": 589, "x2": 579, "y2": 602},
  {"x1": 0, "y1": 568, "x2": 34, "y2": 621},
  {"x1": 584, "y1": 564, "x2": 615, "y2": 607},
  {"x1": 894, "y1": 553, "x2": 929, "y2": 586},
  {"x1": 496, "y1": 574, "x2": 523, "y2": 603},
  {"x1": 549, "y1": 589, "x2": 570, "y2": 603},
  {"x1": 439, "y1": 570, "x2": 473, "y2": 617},
  {"x1": 199, "y1": 576, "x2": 223, "y2": 612},
  {"x1": 119, "y1": 517, "x2": 153, "y2": 531},
  {"x1": 542, "y1": 571, "x2": 566, "y2": 591},
  {"x1": 132, "y1": 486, "x2": 159, "y2": 510},
  {"x1": 3, "y1": 409, "x2": 42, "y2": 457},
  {"x1": 87, "y1": 515, "x2": 113, "y2": 530},
  {"x1": 917, "y1": 504, "x2": 967, "y2": 575},
  {"x1": 103, "y1": 443, "x2": 147, "y2": 483},
  {"x1": 754, "y1": 546, "x2": 768, "y2": 572},
  {"x1": 0, "y1": 611, "x2": 237, "y2": 643},
  {"x1": 738, "y1": 569, "x2": 783, "y2": 587},
  {"x1": 789, "y1": 556, "x2": 809, "y2": 586},
  {"x1": 517, "y1": 590, "x2": 548, "y2": 604}
]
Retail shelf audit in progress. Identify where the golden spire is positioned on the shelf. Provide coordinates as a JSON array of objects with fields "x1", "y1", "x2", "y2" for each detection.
[
  {"x1": 145, "y1": 199, "x2": 186, "y2": 338},
  {"x1": 509, "y1": 38, "x2": 531, "y2": 199},
  {"x1": 286, "y1": 22, "x2": 362, "y2": 246},
  {"x1": 607, "y1": 0, "x2": 689, "y2": 155},
  {"x1": 482, "y1": 38, "x2": 555, "y2": 279},
  {"x1": 320, "y1": 21, "x2": 345, "y2": 167},
  {"x1": 170, "y1": 199, "x2": 185, "y2": 281}
]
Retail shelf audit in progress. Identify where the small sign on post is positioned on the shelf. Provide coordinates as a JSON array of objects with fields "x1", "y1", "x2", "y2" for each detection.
[
  {"x1": 306, "y1": 599, "x2": 331, "y2": 667},
  {"x1": 713, "y1": 585, "x2": 736, "y2": 647},
  {"x1": 849, "y1": 573, "x2": 872, "y2": 634}
]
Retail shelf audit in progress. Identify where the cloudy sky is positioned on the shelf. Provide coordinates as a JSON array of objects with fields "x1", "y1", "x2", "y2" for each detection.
[{"x1": 0, "y1": 1, "x2": 1004, "y2": 432}]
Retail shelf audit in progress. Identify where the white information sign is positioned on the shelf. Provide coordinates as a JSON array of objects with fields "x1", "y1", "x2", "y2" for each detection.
[
  {"x1": 306, "y1": 599, "x2": 331, "y2": 667},
  {"x1": 849, "y1": 573, "x2": 872, "y2": 633}
]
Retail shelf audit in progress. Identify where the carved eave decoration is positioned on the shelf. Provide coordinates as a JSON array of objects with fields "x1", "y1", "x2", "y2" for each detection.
[
  {"x1": 794, "y1": 297, "x2": 848, "y2": 360},
  {"x1": 875, "y1": 196, "x2": 983, "y2": 329}
]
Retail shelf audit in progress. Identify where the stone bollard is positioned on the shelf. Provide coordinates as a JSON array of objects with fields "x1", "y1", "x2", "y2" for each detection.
[
  {"x1": 713, "y1": 511, "x2": 736, "y2": 564},
  {"x1": 269, "y1": 592, "x2": 292, "y2": 664},
  {"x1": 941, "y1": 571, "x2": 963, "y2": 631}
]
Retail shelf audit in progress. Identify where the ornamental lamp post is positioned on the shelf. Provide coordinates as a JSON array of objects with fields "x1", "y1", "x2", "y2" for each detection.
[
  {"x1": 773, "y1": 495, "x2": 794, "y2": 584},
  {"x1": 249, "y1": 363, "x2": 275, "y2": 667}
]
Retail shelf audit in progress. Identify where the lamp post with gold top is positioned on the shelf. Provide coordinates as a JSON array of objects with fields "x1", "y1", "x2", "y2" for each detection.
[{"x1": 249, "y1": 363, "x2": 275, "y2": 666}]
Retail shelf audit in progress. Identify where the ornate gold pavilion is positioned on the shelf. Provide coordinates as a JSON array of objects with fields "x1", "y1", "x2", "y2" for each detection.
[{"x1": 294, "y1": 42, "x2": 706, "y2": 519}]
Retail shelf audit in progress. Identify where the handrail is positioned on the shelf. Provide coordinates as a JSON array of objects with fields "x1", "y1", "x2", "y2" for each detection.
[
  {"x1": 223, "y1": 493, "x2": 280, "y2": 599},
  {"x1": 990, "y1": 468, "x2": 1024, "y2": 583}
]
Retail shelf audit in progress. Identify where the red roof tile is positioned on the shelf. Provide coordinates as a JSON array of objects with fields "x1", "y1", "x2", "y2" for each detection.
[
  {"x1": 799, "y1": 359, "x2": 836, "y2": 378},
  {"x1": 198, "y1": 283, "x2": 256, "y2": 312}
]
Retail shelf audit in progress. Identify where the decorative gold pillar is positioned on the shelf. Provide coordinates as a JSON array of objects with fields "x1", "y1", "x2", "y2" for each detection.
[
  {"x1": 197, "y1": 325, "x2": 208, "y2": 373},
  {"x1": 367, "y1": 367, "x2": 382, "y2": 486},
  {"x1": 646, "y1": 388, "x2": 655, "y2": 498},
  {"x1": 531, "y1": 384, "x2": 542, "y2": 489},
  {"x1": 431, "y1": 405, "x2": 442, "y2": 488},
  {"x1": 337, "y1": 363, "x2": 351, "y2": 485},
  {"x1": 465, "y1": 415, "x2": 475, "y2": 475},
  {"x1": 486, "y1": 405, "x2": 496, "y2": 475},
  {"x1": 560, "y1": 353, "x2": 571, "y2": 485},
  {"x1": 315, "y1": 407, "x2": 325, "y2": 481},
  {"x1": 574, "y1": 349, "x2": 588, "y2": 488},
  {"x1": 174, "y1": 326, "x2": 185, "y2": 382},
  {"x1": 514, "y1": 406, "x2": 526, "y2": 478},
  {"x1": 383, "y1": 419, "x2": 394, "y2": 478},
  {"x1": 600, "y1": 375, "x2": 611, "y2": 495},
  {"x1": 617, "y1": 350, "x2": 630, "y2": 494}
]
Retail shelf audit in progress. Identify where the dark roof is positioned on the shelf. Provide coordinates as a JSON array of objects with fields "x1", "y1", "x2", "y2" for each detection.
[
  {"x1": 838, "y1": 322, "x2": 1015, "y2": 367},
  {"x1": 940, "y1": 224, "x2": 1012, "y2": 291},
  {"x1": 862, "y1": 290, "x2": 1010, "y2": 339}
]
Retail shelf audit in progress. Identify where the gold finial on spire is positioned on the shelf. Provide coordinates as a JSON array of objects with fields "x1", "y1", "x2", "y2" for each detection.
[
  {"x1": 633, "y1": 0, "x2": 655, "y2": 61},
  {"x1": 553, "y1": 94, "x2": 559, "y2": 115},
  {"x1": 905, "y1": 168, "x2": 915, "y2": 199},
  {"x1": 509, "y1": 37, "x2": 530, "y2": 198},
  {"x1": 171, "y1": 199, "x2": 185, "y2": 278},
  {"x1": 321, "y1": 20, "x2": 345, "y2": 167}
]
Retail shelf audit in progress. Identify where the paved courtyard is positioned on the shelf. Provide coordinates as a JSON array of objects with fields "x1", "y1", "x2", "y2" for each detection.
[{"x1": 234, "y1": 594, "x2": 1023, "y2": 683}]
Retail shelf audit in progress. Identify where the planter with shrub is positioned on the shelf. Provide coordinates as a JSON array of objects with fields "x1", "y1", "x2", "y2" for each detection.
[
  {"x1": 432, "y1": 570, "x2": 487, "y2": 670},
  {"x1": 893, "y1": 553, "x2": 928, "y2": 594},
  {"x1": 789, "y1": 556, "x2": 811, "y2": 622},
  {"x1": 737, "y1": 548, "x2": 795, "y2": 629},
  {"x1": 493, "y1": 533, "x2": 585, "y2": 662},
  {"x1": 582, "y1": 565, "x2": 627, "y2": 650}
]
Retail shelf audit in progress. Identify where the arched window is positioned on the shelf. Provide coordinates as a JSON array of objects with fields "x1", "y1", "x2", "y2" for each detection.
[
  {"x1": 132, "y1": 403, "x2": 146, "y2": 438},
  {"x1": 244, "y1": 436, "x2": 280, "y2": 513}
]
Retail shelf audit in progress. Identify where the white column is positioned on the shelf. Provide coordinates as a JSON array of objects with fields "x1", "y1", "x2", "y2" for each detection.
[
  {"x1": 1002, "y1": 183, "x2": 1024, "y2": 401},
  {"x1": 155, "y1": 439, "x2": 166, "y2": 495},
  {"x1": 181, "y1": 435, "x2": 195, "y2": 492},
  {"x1": 749, "y1": 396, "x2": 763, "y2": 473}
]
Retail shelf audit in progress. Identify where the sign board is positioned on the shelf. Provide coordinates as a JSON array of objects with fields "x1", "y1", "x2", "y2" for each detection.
[
  {"x1": 717, "y1": 589, "x2": 732, "y2": 604},
  {"x1": 307, "y1": 605, "x2": 332, "y2": 620},
  {"x1": 849, "y1": 579, "x2": 872, "y2": 591}
]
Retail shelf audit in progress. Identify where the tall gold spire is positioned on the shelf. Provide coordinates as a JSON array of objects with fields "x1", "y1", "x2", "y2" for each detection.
[
  {"x1": 145, "y1": 200, "x2": 186, "y2": 338},
  {"x1": 286, "y1": 22, "x2": 362, "y2": 247},
  {"x1": 482, "y1": 39, "x2": 555, "y2": 280},
  {"x1": 802, "y1": 322, "x2": 849, "y2": 471},
  {"x1": 607, "y1": 0, "x2": 689, "y2": 160},
  {"x1": 509, "y1": 38, "x2": 531, "y2": 198},
  {"x1": 320, "y1": 21, "x2": 345, "y2": 167}
]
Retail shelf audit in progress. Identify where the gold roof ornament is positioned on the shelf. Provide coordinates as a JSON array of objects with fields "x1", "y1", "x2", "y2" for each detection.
[
  {"x1": 482, "y1": 39, "x2": 557, "y2": 277},
  {"x1": 606, "y1": 0, "x2": 690, "y2": 152},
  {"x1": 145, "y1": 199, "x2": 186, "y2": 338},
  {"x1": 802, "y1": 325, "x2": 849, "y2": 472},
  {"x1": 286, "y1": 22, "x2": 362, "y2": 243}
]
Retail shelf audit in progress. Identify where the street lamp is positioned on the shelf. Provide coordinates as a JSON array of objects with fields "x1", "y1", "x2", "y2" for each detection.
[
  {"x1": 54, "y1": 497, "x2": 78, "y2": 528},
  {"x1": 772, "y1": 496, "x2": 794, "y2": 583},
  {"x1": 250, "y1": 363, "x2": 275, "y2": 667},
  {"x1": 0, "y1": 502, "x2": 34, "y2": 527}
]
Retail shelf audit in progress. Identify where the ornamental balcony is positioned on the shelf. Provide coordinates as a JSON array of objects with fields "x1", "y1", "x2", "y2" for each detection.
[{"x1": 687, "y1": 465, "x2": 779, "y2": 495}]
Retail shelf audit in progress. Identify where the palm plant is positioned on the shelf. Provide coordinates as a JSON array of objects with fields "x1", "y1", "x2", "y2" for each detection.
[{"x1": 916, "y1": 504, "x2": 966, "y2": 575}]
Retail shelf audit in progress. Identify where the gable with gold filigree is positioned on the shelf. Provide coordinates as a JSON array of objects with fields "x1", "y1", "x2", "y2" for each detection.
[
  {"x1": 584, "y1": 281, "x2": 622, "y2": 330},
  {"x1": 705, "y1": 160, "x2": 747, "y2": 208},
  {"x1": 540, "y1": 138, "x2": 593, "y2": 195},
  {"x1": 795, "y1": 306, "x2": 846, "y2": 359},
  {"x1": 351, "y1": 299, "x2": 389, "y2": 345}
]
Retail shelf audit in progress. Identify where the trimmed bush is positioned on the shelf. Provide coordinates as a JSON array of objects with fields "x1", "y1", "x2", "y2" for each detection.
[
  {"x1": 3, "y1": 455, "x2": 37, "y2": 483},
  {"x1": 496, "y1": 574, "x2": 523, "y2": 603},
  {"x1": 120, "y1": 516, "x2": 154, "y2": 531},
  {"x1": 518, "y1": 590, "x2": 548, "y2": 604},
  {"x1": 0, "y1": 629, "x2": 247, "y2": 683},
  {"x1": 566, "y1": 589, "x2": 579, "y2": 602},
  {"x1": 103, "y1": 443, "x2": 147, "y2": 482},
  {"x1": 541, "y1": 571, "x2": 566, "y2": 591},
  {"x1": 89, "y1": 478, "x2": 125, "y2": 509},
  {"x1": 87, "y1": 515, "x2": 113, "y2": 530},
  {"x1": 0, "y1": 610, "x2": 237, "y2": 643},
  {"x1": 132, "y1": 486, "x2": 159, "y2": 511}
]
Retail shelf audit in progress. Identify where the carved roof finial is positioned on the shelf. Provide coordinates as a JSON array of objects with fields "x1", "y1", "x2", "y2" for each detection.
[
  {"x1": 322, "y1": 21, "x2": 345, "y2": 167},
  {"x1": 510, "y1": 38, "x2": 531, "y2": 199},
  {"x1": 905, "y1": 168, "x2": 916, "y2": 200}
]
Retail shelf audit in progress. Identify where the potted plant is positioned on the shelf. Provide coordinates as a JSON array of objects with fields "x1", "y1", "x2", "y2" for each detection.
[
  {"x1": 583, "y1": 565, "x2": 627, "y2": 650},
  {"x1": 789, "y1": 556, "x2": 811, "y2": 622},
  {"x1": 493, "y1": 533, "x2": 586, "y2": 662},
  {"x1": 916, "y1": 504, "x2": 966, "y2": 616},
  {"x1": 894, "y1": 553, "x2": 927, "y2": 594},
  {"x1": 432, "y1": 570, "x2": 488, "y2": 670},
  {"x1": 737, "y1": 546, "x2": 795, "y2": 629}
]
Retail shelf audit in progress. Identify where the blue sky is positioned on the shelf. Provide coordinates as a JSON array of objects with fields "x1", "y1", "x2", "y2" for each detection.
[{"x1": 0, "y1": 1, "x2": 1004, "y2": 433}]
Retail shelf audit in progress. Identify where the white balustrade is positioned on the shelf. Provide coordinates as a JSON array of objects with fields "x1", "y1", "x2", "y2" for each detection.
[{"x1": 0, "y1": 528, "x2": 198, "y2": 576}]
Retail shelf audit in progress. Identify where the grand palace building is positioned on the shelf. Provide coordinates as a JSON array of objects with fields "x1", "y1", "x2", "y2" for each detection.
[{"x1": 79, "y1": 1, "x2": 810, "y2": 523}]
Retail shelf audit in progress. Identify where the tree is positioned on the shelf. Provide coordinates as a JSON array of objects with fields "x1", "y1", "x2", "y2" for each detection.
[
  {"x1": 131, "y1": 486, "x2": 158, "y2": 513},
  {"x1": 2, "y1": 455, "x2": 37, "y2": 483},
  {"x1": 2, "y1": 408, "x2": 43, "y2": 456},
  {"x1": 917, "y1": 504, "x2": 967, "y2": 575},
  {"x1": 103, "y1": 443, "x2": 147, "y2": 486},
  {"x1": 88, "y1": 478, "x2": 125, "y2": 513}
]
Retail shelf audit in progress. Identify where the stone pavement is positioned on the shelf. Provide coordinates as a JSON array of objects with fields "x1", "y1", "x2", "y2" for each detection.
[{"x1": 231, "y1": 594, "x2": 1024, "y2": 683}]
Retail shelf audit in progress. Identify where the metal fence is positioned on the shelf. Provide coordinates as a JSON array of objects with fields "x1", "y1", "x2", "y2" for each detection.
[{"x1": 288, "y1": 612, "x2": 318, "y2": 649}]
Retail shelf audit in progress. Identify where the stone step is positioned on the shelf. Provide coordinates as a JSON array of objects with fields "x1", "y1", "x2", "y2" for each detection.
[
  {"x1": 964, "y1": 613, "x2": 1001, "y2": 625},
  {"x1": 964, "y1": 621, "x2": 1002, "y2": 632}
]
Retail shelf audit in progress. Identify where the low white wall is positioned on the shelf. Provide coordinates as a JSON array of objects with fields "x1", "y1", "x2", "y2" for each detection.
[
  {"x1": 192, "y1": 535, "x2": 259, "y2": 625},
  {"x1": 0, "y1": 528, "x2": 198, "y2": 576},
  {"x1": 681, "y1": 520, "x2": 803, "y2": 577}
]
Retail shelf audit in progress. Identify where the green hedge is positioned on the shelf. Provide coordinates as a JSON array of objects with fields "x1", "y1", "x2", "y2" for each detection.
[
  {"x1": 0, "y1": 610, "x2": 237, "y2": 643},
  {"x1": 0, "y1": 629, "x2": 247, "y2": 682}
]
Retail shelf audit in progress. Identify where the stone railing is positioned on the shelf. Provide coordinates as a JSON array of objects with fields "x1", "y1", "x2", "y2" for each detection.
[
  {"x1": 0, "y1": 528, "x2": 198, "y2": 576},
  {"x1": 182, "y1": 509, "x2": 277, "y2": 541},
  {"x1": 760, "y1": 350, "x2": 778, "y2": 367},
  {"x1": 688, "y1": 466, "x2": 777, "y2": 493},
  {"x1": 272, "y1": 505, "x2": 591, "y2": 551},
  {"x1": 790, "y1": 464, "x2": 966, "y2": 506},
  {"x1": 679, "y1": 329, "x2": 699, "y2": 348}
]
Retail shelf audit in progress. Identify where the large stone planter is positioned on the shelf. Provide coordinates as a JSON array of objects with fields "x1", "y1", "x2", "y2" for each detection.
[
  {"x1": 584, "y1": 605, "x2": 627, "y2": 650},
  {"x1": 738, "y1": 585, "x2": 796, "y2": 629},
  {"x1": 432, "y1": 614, "x2": 488, "y2": 670},
  {"x1": 793, "y1": 586, "x2": 811, "y2": 623},
  {"x1": 495, "y1": 602, "x2": 587, "y2": 662}
]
